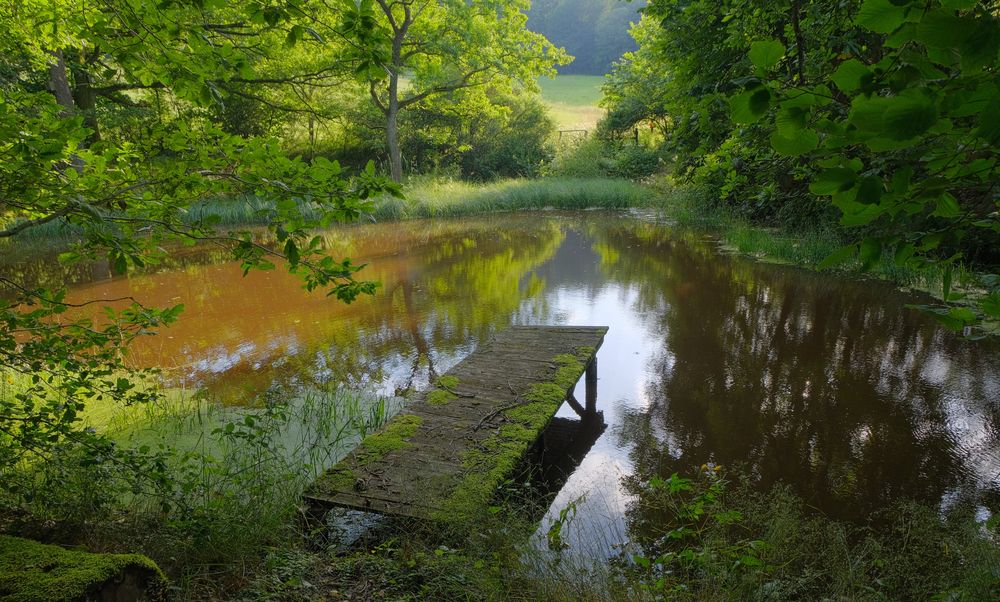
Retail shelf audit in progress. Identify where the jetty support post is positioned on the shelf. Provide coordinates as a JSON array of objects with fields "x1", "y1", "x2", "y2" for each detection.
[{"x1": 585, "y1": 357, "x2": 597, "y2": 414}]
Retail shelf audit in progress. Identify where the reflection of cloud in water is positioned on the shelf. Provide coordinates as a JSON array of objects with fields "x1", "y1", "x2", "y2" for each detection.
[{"x1": 533, "y1": 449, "x2": 632, "y2": 559}]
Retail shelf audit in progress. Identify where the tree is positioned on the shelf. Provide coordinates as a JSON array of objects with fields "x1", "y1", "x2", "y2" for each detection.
[
  {"x1": 0, "y1": 0, "x2": 394, "y2": 506},
  {"x1": 731, "y1": 0, "x2": 1000, "y2": 331},
  {"x1": 326, "y1": 0, "x2": 567, "y2": 182}
]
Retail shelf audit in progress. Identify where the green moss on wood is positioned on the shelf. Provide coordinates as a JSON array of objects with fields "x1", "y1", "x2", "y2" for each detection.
[
  {"x1": 435, "y1": 375, "x2": 460, "y2": 389},
  {"x1": 431, "y1": 350, "x2": 590, "y2": 522},
  {"x1": 354, "y1": 414, "x2": 423, "y2": 464},
  {"x1": 309, "y1": 415, "x2": 423, "y2": 496},
  {"x1": 553, "y1": 353, "x2": 579, "y2": 365},
  {"x1": 313, "y1": 468, "x2": 357, "y2": 493},
  {"x1": 427, "y1": 389, "x2": 457, "y2": 406},
  {"x1": 0, "y1": 535, "x2": 166, "y2": 602}
]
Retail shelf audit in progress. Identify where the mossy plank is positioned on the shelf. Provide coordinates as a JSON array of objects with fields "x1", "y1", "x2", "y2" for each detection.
[{"x1": 304, "y1": 326, "x2": 608, "y2": 521}]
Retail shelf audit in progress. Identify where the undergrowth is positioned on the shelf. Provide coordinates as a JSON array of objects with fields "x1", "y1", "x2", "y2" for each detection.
[{"x1": 0, "y1": 374, "x2": 395, "y2": 599}]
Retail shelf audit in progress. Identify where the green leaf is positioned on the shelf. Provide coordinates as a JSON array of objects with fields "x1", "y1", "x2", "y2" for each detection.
[
  {"x1": 818, "y1": 244, "x2": 857, "y2": 269},
  {"x1": 915, "y1": 11, "x2": 971, "y2": 49},
  {"x1": 948, "y1": 307, "x2": 977, "y2": 324},
  {"x1": 831, "y1": 59, "x2": 872, "y2": 93},
  {"x1": 883, "y1": 96, "x2": 938, "y2": 140},
  {"x1": 981, "y1": 293, "x2": 1000, "y2": 318},
  {"x1": 894, "y1": 243, "x2": 916, "y2": 266},
  {"x1": 840, "y1": 203, "x2": 886, "y2": 227},
  {"x1": 809, "y1": 168, "x2": 857, "y2": 195},
  {"x1": 775, "y1": 106, "x2": 807, "y2": 133},
  {"x1": 770, "y1": 129, "x2": 818, "y2": 156},
  {"x1": 859, "y1": 238, "x2": 882, "y2": 270},
  {"x1": 749, "y1": 40, "x2": 785, "y2": 71},
  {"x1": 932, "y1": 192, "x2": 961, "y2": 218},
  {"x1": 891, "y1": 166, "x2": 913, "y2": 194},
  {"x1": 781, "y1": 91, "x2": 816, "y2": 109},
  {"x1": 856, "y1": 176, "x2": 883, "y2": 204},
  {"x1": 730, "y1": 87, "x2": 771, "y2": 124},
  {"x1": 961, "y1": 21, "x2": 1000, "y2": 72},
  {"x1": 856, "y1": 0, "x2": 908, "y2": 34},
  {"x1": 849, "y1": 96, "x2": 893, "y2": 132},
  {"x1": 975, "y1": 97, "x2": 1000, "y2": 143}
]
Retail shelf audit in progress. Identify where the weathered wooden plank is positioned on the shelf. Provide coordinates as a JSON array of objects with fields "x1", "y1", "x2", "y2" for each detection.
[{"x1": 304, "y1": 325, "x2": 608, "y2": 520}]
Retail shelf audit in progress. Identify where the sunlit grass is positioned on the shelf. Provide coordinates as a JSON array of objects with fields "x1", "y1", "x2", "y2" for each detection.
[
  {"x1": 370, "y1": 177, "x2": 658, "y2": 220},
  {"x1": 538, "y1": 75, "x2": 606, "y2": 131}
]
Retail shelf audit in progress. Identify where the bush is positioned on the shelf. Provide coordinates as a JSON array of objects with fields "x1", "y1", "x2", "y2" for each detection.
[
  {"x1": 610, "y1": 145, "x2": 659, "y2": 180},
  {"x1": 328, "y1": 91, "x2": 556, "y2": 180},
  {"x1": 548, "y1": 138, "x2": 660, "y2": 180},
  {"x1": 618, "y1": 469, "x2": 1000, "y2": 601},
  {"x1": 458, "y1": 97, "x2": 555, "y2": 180}
]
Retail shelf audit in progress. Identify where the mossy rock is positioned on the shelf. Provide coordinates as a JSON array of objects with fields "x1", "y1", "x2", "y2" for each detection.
[{"x1": 0, "y1": 535, "x2": 167, "y2": 602}]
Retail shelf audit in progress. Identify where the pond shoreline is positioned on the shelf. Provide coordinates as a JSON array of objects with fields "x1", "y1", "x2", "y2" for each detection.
[{"x1": 4, "y1": 182, "x2": 1000, "y2": 600}]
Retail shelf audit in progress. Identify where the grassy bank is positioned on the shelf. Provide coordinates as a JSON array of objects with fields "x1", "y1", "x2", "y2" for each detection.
[
  {"x1": 372, "y1": 177, "x2": 653, "y2": 219},
  {"x1": 231, "y1": 469, "x2": 1000, "y2": 602}
]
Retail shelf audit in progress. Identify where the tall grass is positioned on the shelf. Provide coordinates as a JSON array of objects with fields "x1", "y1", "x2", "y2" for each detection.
[
  {"x1": 111, "y1": 387, "x2": 397, "y2": 595},
  {"x1": 369, "y1": 177, "x2": 655, "y2": 221},
  {"x1": 0, "y1": 368, "x2": 398, "y2": 598}
]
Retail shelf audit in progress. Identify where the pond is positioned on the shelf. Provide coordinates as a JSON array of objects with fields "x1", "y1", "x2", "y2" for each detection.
[{"x1": 16, "y1": 211, "x2": 1000, "y2": 555}]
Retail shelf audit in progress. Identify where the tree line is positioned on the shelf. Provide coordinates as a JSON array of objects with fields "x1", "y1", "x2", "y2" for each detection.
[{"x1": 603, "y1": 0, "x2": 1000, "y2": 330}]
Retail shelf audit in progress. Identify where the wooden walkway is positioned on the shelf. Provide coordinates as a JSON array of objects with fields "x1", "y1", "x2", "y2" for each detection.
[{"x1": 304, "y1": 326, "x2": 608, "y2": 521}]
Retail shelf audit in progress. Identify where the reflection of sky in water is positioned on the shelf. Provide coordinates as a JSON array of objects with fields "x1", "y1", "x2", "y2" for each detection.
[
  {"x1": 48, "y1": 212, "x2": 1000, "y2": 557},
  {"x1": 520, "y1": 282, "x2": 663, "y2": 556}
]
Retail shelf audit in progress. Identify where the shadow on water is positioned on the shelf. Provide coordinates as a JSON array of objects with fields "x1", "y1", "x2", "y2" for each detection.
[{"x1": 9, "y1": 211, "x2": 1000, "y2": 552}]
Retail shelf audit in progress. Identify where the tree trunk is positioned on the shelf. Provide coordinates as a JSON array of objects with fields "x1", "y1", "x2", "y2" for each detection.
[
  {"x1": 47, "y1": 49, "x2": 76, "y2": 114},
  {"x1": 790, "y1": 0, "x2": 807, "y2": 85},
  {"x1": 48, "y1": 49, "x2": 85, "y2": 172},
  {"x1": 387, "y1": 88, "x2": 403, "y2": 182},
  {"x1": 72, "y1": 62, "x2": 102, "y2": 144},
  {"x1": 386, "y1": 23, "x2": 404, "y2": 183}
]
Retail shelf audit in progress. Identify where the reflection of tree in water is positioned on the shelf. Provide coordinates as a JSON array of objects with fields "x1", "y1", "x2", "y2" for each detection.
[
  {"x1": 305, "y1": 218, "x2": 566, "y2": 397},
  {"x1": 42, "y1": 216, "x2": 565, "y2": 402},
  {"x1": 590, "y1": 219, "x2": 1000, "y2": 522}
]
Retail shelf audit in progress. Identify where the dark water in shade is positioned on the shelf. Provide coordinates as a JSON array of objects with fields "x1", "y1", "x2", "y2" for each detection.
[{"x1": 13, "y1": 211, "x2": 1000, "y2": 553}]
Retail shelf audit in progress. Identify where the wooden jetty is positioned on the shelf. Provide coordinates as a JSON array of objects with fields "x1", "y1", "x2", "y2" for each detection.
[{"x1": 304, "y1": 325, "x2": 608, "y2": 521}]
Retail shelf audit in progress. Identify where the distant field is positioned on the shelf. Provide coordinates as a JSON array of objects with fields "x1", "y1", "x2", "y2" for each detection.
[{"x1": 537, "y1": 75, "x2": 606, "y2": 132}]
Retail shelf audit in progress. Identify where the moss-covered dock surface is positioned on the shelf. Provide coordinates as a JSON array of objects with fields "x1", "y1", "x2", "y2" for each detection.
[{"x1": 304, "y1": 325, "x2": 608, "y2": 521}]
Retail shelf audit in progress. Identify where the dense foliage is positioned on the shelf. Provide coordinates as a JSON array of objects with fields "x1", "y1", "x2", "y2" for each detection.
[
  {"x1": 0, "y1": 0, "x2": 396, "y2": 524},
  {"x1": 329, "y1": 0, "x2": 566, "y2": 181},
  {"x1": 605, "y1": 0, "x2": 1000, "y2": 330},
  {"x1": 337, "y1": 88, "x2": 557, "y2": 180}
]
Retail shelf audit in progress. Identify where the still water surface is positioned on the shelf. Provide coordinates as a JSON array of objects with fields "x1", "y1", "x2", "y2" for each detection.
[{"x1": 30, "y1": 211, "x2": 1000, "y2": 552}]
